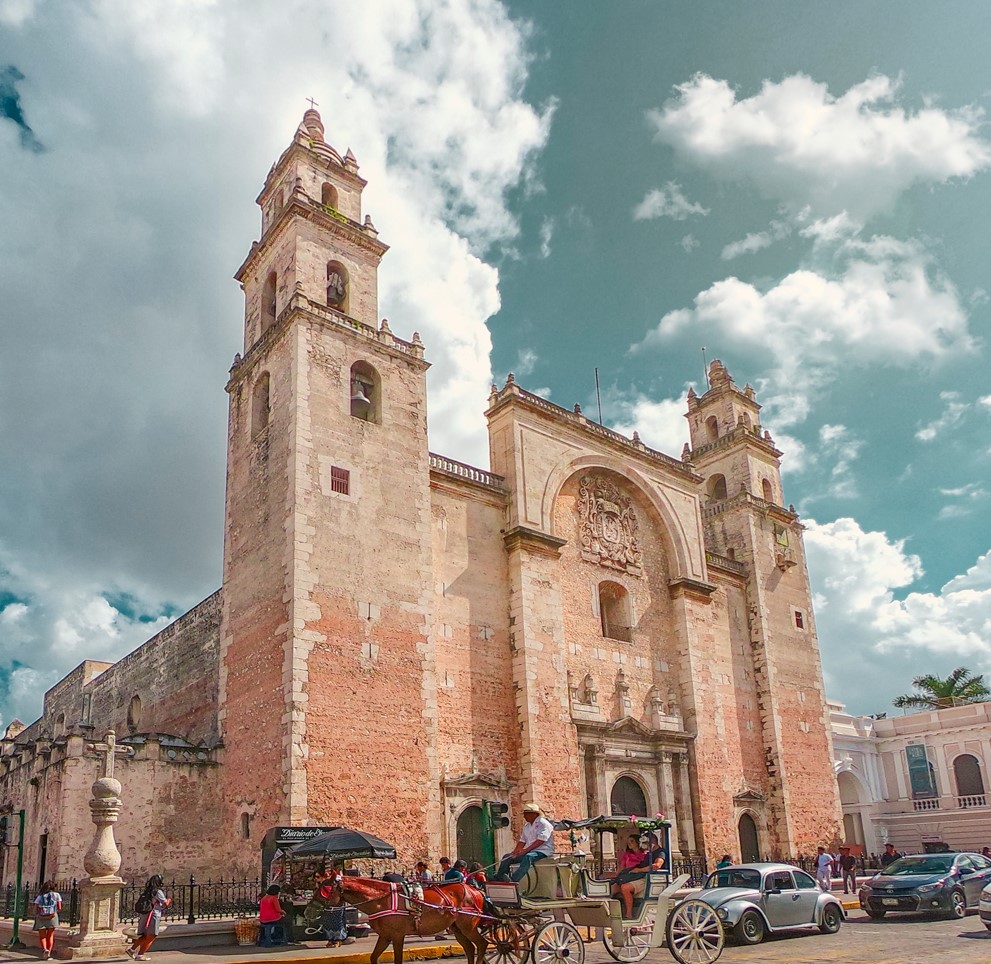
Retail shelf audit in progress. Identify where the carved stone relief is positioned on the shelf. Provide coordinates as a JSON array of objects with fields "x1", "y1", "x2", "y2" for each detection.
[{"x1": 577, "y1": 475, "x2": 642, "y2": 574}]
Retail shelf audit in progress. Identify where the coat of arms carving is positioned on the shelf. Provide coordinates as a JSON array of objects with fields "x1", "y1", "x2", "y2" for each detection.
[{"x1": 577, "y1": 475, "x2": 642, "y2": 574}]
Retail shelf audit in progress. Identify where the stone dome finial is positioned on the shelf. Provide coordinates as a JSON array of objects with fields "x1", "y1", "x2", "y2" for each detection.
[
  {"x1": 708, "y1": 359, "x2": 731, "y2": 388},
  {"x1": 303, "y1": 108, "x2": 325, "y2": 142}
]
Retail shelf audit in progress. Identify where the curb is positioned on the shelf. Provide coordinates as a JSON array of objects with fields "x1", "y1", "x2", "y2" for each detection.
[
  {"x1": 841, "y1": 899, "x2": 860, "y2": 910},
  {"x1": 213, "y1": 944, "x2": 466, "y2": 964}
]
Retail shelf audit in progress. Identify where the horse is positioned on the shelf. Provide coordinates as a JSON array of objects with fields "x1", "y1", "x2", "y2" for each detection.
[{"x1": 318, "y1": 875, "x2": 488, "y2": 964}]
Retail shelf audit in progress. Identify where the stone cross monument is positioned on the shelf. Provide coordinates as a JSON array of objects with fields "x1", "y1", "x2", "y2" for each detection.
[{"x1": 58, "y1": 730, "x2": 132, "y2": 960}]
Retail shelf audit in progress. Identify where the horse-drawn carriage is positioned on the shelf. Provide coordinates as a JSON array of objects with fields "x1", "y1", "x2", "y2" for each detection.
[
  {"x1": 479, "y1": 816, "x2": 724, "y2": 964},
  {"x1": 315, "y1": 816, "x2": 724, "y2": 964}
]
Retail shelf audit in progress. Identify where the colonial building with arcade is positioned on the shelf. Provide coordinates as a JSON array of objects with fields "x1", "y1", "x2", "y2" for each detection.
[{"x1": 0, "y1": 109, "x2": 842, "y2": 884}]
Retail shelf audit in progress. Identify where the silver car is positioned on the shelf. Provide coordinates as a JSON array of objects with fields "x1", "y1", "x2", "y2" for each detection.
[{"x1": 689, "y1": 862, "x2": 845, "y2": 945}]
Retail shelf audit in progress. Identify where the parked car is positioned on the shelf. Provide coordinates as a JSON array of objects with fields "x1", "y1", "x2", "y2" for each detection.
[
  {"x1": 859, "y1": 852, "x2": 991, "y2": 919},
  {"x1": 687, "y1": 863, "x2": 844, "y2": 945},
  {"x1": 979, "y1": 880, "x2": 991, "y2": 932}
]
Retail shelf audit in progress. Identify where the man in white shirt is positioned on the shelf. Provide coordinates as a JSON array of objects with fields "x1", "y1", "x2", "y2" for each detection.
[
  {"x1": 815, "y1": 846, "x2": 833, "y2": 892},
  {"x1": 495, "y1": 803, "x2": 555, "y2": 882}
]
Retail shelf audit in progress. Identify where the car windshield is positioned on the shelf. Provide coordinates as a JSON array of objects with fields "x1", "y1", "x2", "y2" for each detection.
[
  {"x1": 704, "y1": 869, "x2": 761, "y2": 890},
  {"x1": 883, "y1": 856, "x2": 955, "y2": 875}
]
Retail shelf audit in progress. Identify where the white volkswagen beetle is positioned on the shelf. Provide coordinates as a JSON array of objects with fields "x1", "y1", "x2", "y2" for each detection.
[{"x1": 683, "y1": 863, "x2": 845, "y2": 945}]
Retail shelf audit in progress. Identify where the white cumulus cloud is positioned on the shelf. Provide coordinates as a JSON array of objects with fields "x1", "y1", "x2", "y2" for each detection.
[
  {"x1": 633, "y1": 181, "x2": 710, "y2": 221},
  {"x1": 648, "y1": 72, "x2": 991, "y2": 218},
  {"x1": 806, "y1": 517, "x2": 991, "y2": 712}
]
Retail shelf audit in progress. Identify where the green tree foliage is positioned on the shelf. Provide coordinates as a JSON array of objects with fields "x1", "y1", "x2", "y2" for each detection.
[{"x1": 893, "y1": 667, "x2": 991, "y2": 710}]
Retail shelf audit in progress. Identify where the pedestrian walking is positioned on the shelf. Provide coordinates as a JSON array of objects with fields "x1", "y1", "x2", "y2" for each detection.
[
  {"x1": 127, "y1": 875, "x2": 171, "y2": 960},
  {"x1": 815, "y1": 846, "x2": 833, "y2": 892},
  {"x1": 839, "y1": 847, "x2": 857, "y2": 894},
  {"x1": 33, "y1": 881, "x2": 62, "y2": 960}
]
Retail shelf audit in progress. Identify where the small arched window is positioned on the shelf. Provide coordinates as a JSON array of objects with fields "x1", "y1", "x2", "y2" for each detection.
[
  {"x1": 610, "y1": 776, "x2": 648, "y2": 817},
  {"x1": 761, "y1": 479, "x2": 773, "y2": 502},
  {"x1": 327, "y1": 260, "x2": 349, "y2": 312},
  {"x1": 321, "y1": 182, "x2": 339, "y2": 209},
  {"x1": 127, "y1": 695, "x2": 142, "y2": 731},
  {"x1": 55, "y1": 712, "x2": 65, "y2": 737},
  {"x1": 350, "y1": 360, "x2": 380, "y2": 423},
  {"x1": 252, "y1": 373, "x2": 271, "y2": 439},
  {"x1": 241, "y1": 812, "x2": 252, "y2": 839},
  {"x1": 598, "y1": 581, "x2": 632, "y2": 641},
  {"x1": 705, "y1": 415, "x2": 719, "y2": 442},
  {"x1": 706, "y1": 474, "x2": 728, "y2": 501},
  {"x1": 261, "y1": 271, "x2": 277, "y2": 334}
]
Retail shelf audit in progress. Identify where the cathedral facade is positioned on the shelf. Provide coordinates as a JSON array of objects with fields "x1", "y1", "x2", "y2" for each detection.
[{"x1": 0, "y1": 110, "x2": 841, "y2": 884}]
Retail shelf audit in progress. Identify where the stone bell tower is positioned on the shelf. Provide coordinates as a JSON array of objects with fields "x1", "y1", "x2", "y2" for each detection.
[
  {"x1": 219, "y1": 109, "x2": 437, "y2": 865},
  {"x1": 686, "y1": 360, "x2": 841, "y2": 854}
]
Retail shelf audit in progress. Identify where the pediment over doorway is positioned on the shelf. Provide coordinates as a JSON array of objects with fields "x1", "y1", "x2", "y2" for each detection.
[
  {"x1": 442, "y1": 770, "x2": 511, "y2": 791},
  {"x1": 733, "y1": 787, "x2": 766, "y2": 805}
]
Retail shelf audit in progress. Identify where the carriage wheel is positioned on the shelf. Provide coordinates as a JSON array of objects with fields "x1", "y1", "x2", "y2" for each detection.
[
  {"x1": 664, "y1": 899, "x2": 724, "y2": 964},
  {"x1": 483, "y1": 919, "x2": 532, "y2": 964},
  {"x1": 601, "y1": 908, "x2": 653, "y2": 963},
  {"x1": 531, "y1": 920, "x2": 584, "y2": 964}
]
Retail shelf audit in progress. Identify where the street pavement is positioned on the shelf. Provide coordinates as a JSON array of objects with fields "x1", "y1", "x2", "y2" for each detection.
[{"x1": 3, "y1": 909, "x2": 989, "y2": 964}]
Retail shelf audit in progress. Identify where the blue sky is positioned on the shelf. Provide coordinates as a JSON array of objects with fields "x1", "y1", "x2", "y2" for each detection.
[{"x1": 1, "y1": 0, "x2": 989, "y2": 724}]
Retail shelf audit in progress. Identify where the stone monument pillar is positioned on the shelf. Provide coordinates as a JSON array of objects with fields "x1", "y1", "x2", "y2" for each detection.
[{"x1": 56, "y1": 731, "x2": 132, "y2": 960}]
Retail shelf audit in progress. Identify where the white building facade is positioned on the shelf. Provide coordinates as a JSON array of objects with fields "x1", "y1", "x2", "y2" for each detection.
[{"x1": 830, "y1": 700, "x2": 991, "y2": 855}]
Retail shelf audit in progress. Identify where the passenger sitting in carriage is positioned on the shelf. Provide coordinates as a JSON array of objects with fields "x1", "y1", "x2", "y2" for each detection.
[
  {"x1": 611, "y1": 834, "x2": 666, "y2": 918},
  {"x1": 466, "y1": 862, "x2": 488, "y2": 889}
]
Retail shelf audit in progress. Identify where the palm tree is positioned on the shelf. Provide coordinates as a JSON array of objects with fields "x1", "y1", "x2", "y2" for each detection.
[{"x1": 893, "y1": 667, "x2": 991, "y2": 710}]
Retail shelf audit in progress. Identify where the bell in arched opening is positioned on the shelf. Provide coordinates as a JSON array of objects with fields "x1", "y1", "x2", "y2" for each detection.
[{"x1": 350, "y1": 377, "x2": 372, "y2": 420}]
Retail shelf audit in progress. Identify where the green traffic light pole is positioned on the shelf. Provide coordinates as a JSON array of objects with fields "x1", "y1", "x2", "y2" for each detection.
[{"x1": 7, "y1": 809, "x2": 26, "y2": 949}]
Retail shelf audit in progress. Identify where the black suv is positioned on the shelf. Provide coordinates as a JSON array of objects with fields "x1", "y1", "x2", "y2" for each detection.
[{"x1": 859, "y1": 852, "x2": 991, "y2": 919}]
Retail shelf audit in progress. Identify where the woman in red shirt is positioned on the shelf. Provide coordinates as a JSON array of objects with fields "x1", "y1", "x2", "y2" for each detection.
[{"x1": 258, "y1": 885, "x2": 286, "y2": 946}]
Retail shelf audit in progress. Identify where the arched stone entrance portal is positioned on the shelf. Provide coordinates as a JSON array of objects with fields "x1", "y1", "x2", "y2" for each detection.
[{"x1": 738, "y1": 812, "x2": 760, "y2": 862}]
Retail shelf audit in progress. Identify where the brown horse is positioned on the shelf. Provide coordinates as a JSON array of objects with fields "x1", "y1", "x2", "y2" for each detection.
[{"x1": 319, "y1": 875, "x2": 488, "y2": 964}]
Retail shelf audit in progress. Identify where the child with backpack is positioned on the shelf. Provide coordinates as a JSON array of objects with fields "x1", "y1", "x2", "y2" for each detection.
[
  {"x1": 127, "y1": 875, "x2": 171, "y2": 960},
  {"x1": 33, "y1": 881, "x2": 62, "y2": 960}
]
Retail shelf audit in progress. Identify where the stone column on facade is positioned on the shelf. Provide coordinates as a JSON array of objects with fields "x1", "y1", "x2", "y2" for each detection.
[
  {"x1": 674, "y1": 752, "x2": 697, "y2": 854},
  {"x1": 57, "y1": 731, "x2": 131, "y2": 960},
  {"x1": 656, "y1": 751, "x2": 680, "y2": 855}
]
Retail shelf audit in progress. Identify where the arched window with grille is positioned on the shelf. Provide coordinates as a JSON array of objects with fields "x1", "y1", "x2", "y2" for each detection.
[
  {"x1": 610, "y1": 776, "x2": 648, "y2": 818},
  {"x1": 261, "y1": 271, "x2": 277, "y2": 334}
]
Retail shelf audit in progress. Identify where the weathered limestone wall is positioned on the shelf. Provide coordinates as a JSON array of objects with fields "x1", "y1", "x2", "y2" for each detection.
[
  {"x1": 219, "y1": 320, "x2": 295, "y2": 866},
  {"x1": 0, "y1": 733, "x2": 225, "y2": 886},
  {"x1": 429, "y1": 480, "x2": 518, "y2": 824},
  {"x1": 291, "y1": 315, "x2": 437, "y2": 862}
]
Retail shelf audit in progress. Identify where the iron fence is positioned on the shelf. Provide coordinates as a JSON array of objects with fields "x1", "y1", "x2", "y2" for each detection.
[{"x1": 1, "y1": 878, "x2": 265, "y2": 926}]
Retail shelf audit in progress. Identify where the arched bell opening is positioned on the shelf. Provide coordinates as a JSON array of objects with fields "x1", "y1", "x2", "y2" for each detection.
[{"x1": 349, "y1": 360, "x2": 380, "y2": 424}]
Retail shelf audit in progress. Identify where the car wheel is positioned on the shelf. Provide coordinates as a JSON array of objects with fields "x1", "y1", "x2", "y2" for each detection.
[
  {"x1": 734, "y1": 910, "x2": 765, "y2": 945},
  {"x1": 819, "y1": 903, "x2": 842, "y2": 934},
  {"x1": 947, "y1": 890, "x2": 967, "y2": 920},
  {"x1": 865, "y1": 908, "x2": 886, "y2": 920}
]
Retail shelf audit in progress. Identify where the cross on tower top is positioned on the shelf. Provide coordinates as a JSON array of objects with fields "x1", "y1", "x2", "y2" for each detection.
[
  {"x1": 306, "y1": 97, "x2": 319, "y2": 111},
  {"x1": 87, "y1": 730, "x2": 133, "y2": 781}
]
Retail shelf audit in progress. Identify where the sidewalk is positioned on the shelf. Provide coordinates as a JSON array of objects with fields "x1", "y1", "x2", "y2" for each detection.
[{"x1": 0, "y1": 934, "x2": 466, "y2": 964}]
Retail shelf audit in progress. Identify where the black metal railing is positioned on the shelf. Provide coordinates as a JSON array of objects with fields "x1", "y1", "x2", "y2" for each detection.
[
  {"x1": 1, "y1": 878, "x2": 265, "y2": 926},
  {"x1": 671, "y1": 854, "x2": 709, "y2": 886}
]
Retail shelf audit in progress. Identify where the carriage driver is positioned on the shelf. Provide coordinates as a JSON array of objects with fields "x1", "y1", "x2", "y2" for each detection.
[{"x1": 494, "y1": 803, "x2": 555, "y2": 882}]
